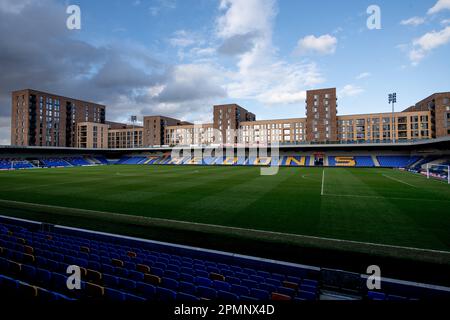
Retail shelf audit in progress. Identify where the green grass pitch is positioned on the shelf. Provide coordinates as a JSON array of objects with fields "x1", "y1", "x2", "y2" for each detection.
[{"x1": 0, "y1": 165, "x2": 449, "y2": 252}]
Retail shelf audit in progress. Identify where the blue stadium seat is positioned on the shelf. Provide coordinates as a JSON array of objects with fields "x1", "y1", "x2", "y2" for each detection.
[
  {"x1": 178, "y1": 292, "x2": 199, "y2": 301},
  {"x1": 251, "y1": 288, "x2": 270, "y2": 300},
  {"x1": 195, "y1": 276, "x2": 212, "y2": 287},
  {"x1": 231, "y1": 284, "x2": 250, "y2": 297},
  {"x1": 157, "y1": 287, "x2": 177, "y2": 301},
  {"x1": 226, "y1": 276, "x2": 240, "y2": 285},
  {"x1": 105, "y1": 288, "x2": 126, "y2": 301},
  {"x1": 259, "y1": 283, "x2": 277, "y2": 293},
  {"x1": 1, "y1": 219, "x2": 448, "y2": 302},
  {"x1": 118, "y1": 277, "x2": 136, "y2": 292},
  {"x1": 277, "y1": 286, "x2": 296, "y2": 297},
  {"x1": 242, "y1": 279, "x2": 258, "y2": 289},
  {"x1": 180, "y1": 273, "x2": 194, "y2": 283},
  {"x1": 213, "y1": 280, "x2": 231, "y2": 292},
  {"x1": 298, "y1": 290, "x2": 317, "y2": 301},
  {"x1": 179, "y1": 281, "x2": 196, "y2": 295},
  {"x1": 368, "y1": 291, "x2": 386, "y2": 300},
  {"x1": 197, "y1": 286, "x2": 217, "y2": 300},
  {"x1": 217, "y1": 290, "x2": 239, "y2": 301},
  {"x1": 161, "y1": 277, "x2": 179, "y2": 291}
]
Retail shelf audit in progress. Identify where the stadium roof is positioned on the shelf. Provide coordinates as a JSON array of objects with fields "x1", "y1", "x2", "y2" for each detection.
[{"x1": 1, "y1": 137, "x2": 449, "y2": 154}]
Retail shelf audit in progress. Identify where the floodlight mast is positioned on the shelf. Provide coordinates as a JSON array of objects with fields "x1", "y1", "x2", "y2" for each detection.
[
  {"x1": 388, "y1": 93, "x2": 397, "y2": 143},
  {"x1": 131, "y1": 115, "x2": 137, "y2": 149}
]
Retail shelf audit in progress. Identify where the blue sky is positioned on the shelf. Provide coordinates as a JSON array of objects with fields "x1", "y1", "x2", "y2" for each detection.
[
  {"x1": 1, "y1": 0, "x2": 450, "y2": 142},
  {"x1": 74, "y1": 0, "x2": 450, "y2": 118}
]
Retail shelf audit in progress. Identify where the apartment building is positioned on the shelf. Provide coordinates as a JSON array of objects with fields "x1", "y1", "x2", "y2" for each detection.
[
  {"x1": 11, "y1": 89, "x2": 105, "y2": 147},
  {"x1": 108, "y1": 127, "x2": 144, "y2": 149},
  {"x1": 337, "y1": 111, "x2": 432, "y2": 142},
  {"x1": 213, "y1": 104, "x2": 256, "y2": 144},
  {"x1": 239, "y1": 118, "x2": 307, "y2": 145},
  {"x1": 11, "y1": 88, "x2": 449, "y2": 148},
  {"x1": 76, "y1": 122, "x2": 109, "y2": 149},
  {"x1": 143, "y1": 116, "x2": 185, "y2": 147},
  {"x1": 403, "y1": 92, "x2": 450, "y2": 138},
  {"x1": 165, "y1": 123, "x2": 215, "y2": 146},
  {"x1": 305, "y1": 88, "x2": 338, "y2": 142}
]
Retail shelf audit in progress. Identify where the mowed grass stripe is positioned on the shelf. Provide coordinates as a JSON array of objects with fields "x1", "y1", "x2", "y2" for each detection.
[
  {"x1": 319, "y1": 169, "x2": 420, "y2": 246},
  {"x1": 0, "y1": 165, "x2": 449, "y2": 251}
]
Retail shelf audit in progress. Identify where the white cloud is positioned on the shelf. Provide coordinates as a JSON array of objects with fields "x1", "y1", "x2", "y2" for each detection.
[
  {"x1": 149, "y1": 0, "x2": 176, "y2": 16},
  {"x1": 215, "y1": 0, "x2": 325, "y2": 105},
  {"x1": 169, "y1": 30, "x2": 199, "y2": 48},
  {"x1": 356, "y1": 72, "x2": 371, "y2": 80},
  {"x1": 0, "y1": 117, "x2": 10, "y2": 145},
  {"x1": 251, "y1": 62, "x2": 324, "y2": 104},
  {"x1": 155, "y1": 63, "x2": 227, "y2": 103},
  {"x1": 428, "y1": 0, "x2": 450, "y2": 15},
  {"x1": 294, "y1": 34, "x2": 338, "y2": 56},
  {"x1": 441, "y1": 19, "x2": 450, "y2": 25},
  {"x1": 400, "y1": 16, "x2": 426, "y2": 26},
  {"x1": 217, "y1": 0, "x2": 276, "y2": 39},
  {"x1": 338, "y1": 85, "x2": 364, "y2": 98},
  {"x1": 409, "y1": 26, "x2": 450, "y2": 65},
  {"x1": 0, "y1": 0, "x2": 33, "y2": 14}
]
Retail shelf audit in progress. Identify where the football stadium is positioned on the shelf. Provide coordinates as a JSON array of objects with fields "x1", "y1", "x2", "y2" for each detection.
[
  {"x1": 1, "y1": 137, "x2": 450, "y2": 303},
  {"x1": 1, "y1": 0, "x2": 450, "y2": 313}
]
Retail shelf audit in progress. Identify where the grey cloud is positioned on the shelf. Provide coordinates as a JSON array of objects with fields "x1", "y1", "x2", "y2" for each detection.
[
  {"x1": 157, "y1": 73, "x2": 226, "y2": 103},
  {"x1": 217, "y1": 32, "x2": 260, "y2": 56},
  {"x1": 0, "y1": 0, "x2": 226, "y2": 141}
]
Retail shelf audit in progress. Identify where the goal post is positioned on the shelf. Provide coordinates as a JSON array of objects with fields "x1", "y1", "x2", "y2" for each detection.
[
  {"x1": 10, "y1": 160, "x2": 34, "y2": 170},
  {"x1": 426, "y1": 164, "x2": 450, "y2": 184}
]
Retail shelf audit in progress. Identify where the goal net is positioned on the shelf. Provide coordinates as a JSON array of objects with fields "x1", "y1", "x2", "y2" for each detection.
[
  {"x1": 426, "y1": 164, "x2": 450, "y2": 184},
  {"x1": 10, "y1": 160, "x2": 33, "y2": 170}
]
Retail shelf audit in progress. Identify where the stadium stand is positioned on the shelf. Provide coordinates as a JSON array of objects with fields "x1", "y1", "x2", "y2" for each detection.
[
  {"x1": 0, "y1": 154, "x2": 443, "y2": 170},
  {"x1": 377, "y1": 156, "x2": 421, "y2": 168},
  {"x1": 65, "y1": 157, "x2": 91, "y2": 167},
  {"x1": 93, "y1": 156, "x2": 110, "y2": 165},
  {"x1": 328, "y1": 156, "x2": 374, "y2": 167},
  {"x1": 408, "y1": 156, "x2": 440, "y2": 172},
  {"x1": 41, "y1": 158, "x2": 72, "y2": 168},
  {"x1": 0, "y1": 159, "x2": 34, "y2": 170},
  {"x1": 1, "y1": 216, "x2": 449, "y2": 301}
]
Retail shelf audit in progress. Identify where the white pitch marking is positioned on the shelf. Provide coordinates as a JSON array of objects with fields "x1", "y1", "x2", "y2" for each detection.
[
  {"x1": 321, "y1": 169, "x2": 325, "y2": 196},
  {"x1": 0, "y1": 205, "x2": 449, "y2": 256},
  {"x1": 382, "y1": 174, "x2": 417, "y2": 188},
  {"x1": 322, "y1": 193, "x2": 450, "y2": 202}
]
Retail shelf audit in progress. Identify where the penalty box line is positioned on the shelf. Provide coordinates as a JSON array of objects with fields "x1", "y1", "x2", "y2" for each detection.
[
  {"x1": 321, "y1": 169, "x2": 325, "y2": 196},
  {"x1": 382, "y1": 173, "x2": 417, "y2": 188},
  {"x1": 321, "y1": 193, "x2": 450, "y2": 202}
]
